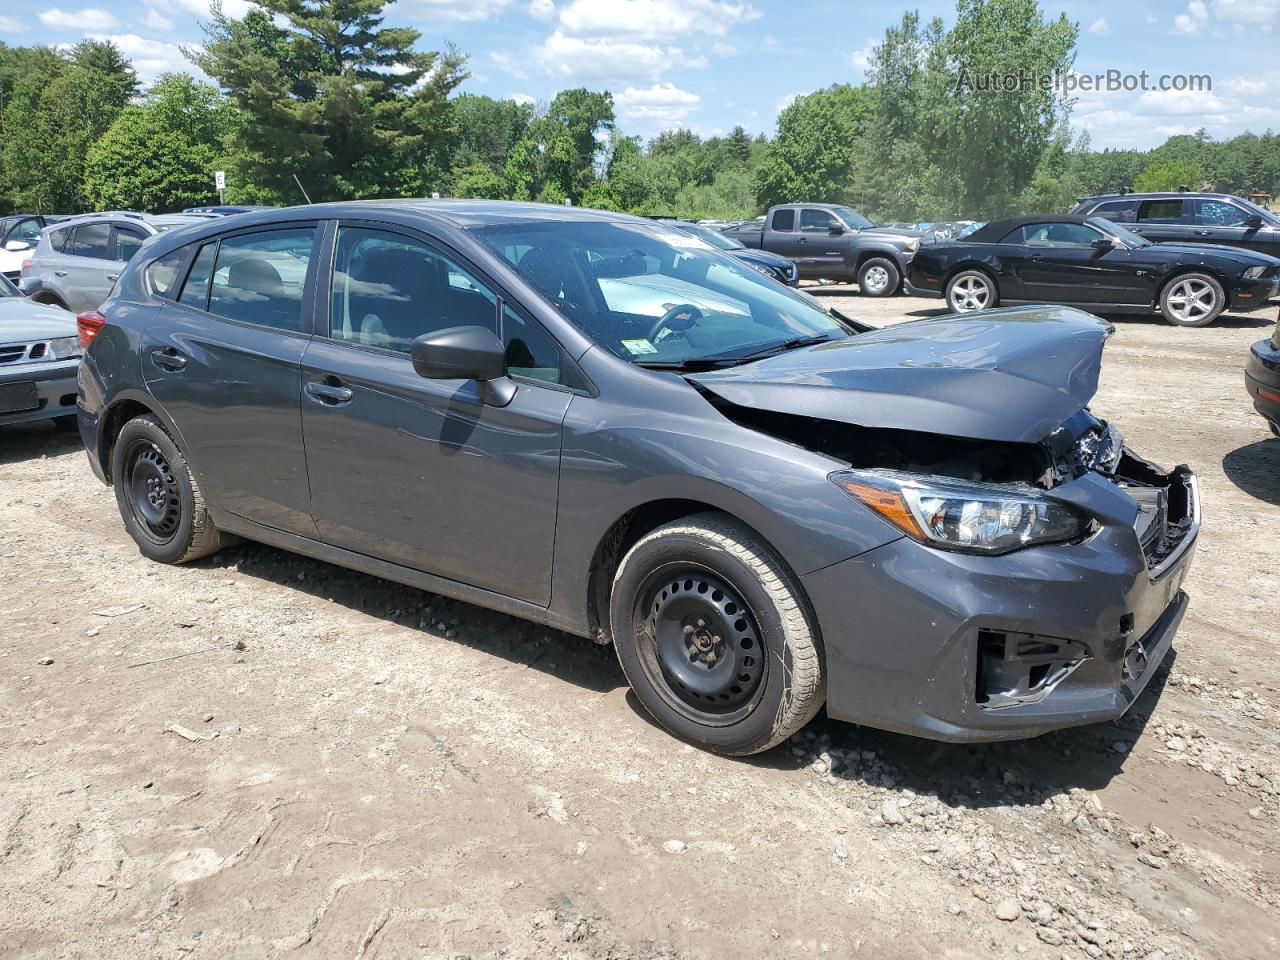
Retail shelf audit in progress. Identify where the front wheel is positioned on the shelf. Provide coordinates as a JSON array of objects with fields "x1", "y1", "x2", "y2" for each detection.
[
  {"x1": 1159, "y1": 272, "x2": 1225, "y2": 327},
  {"x1": 857, "y1": 257, "x2": 900, "y2": 297},
  {"x1": 946, "y1": 269, "x2": 998, "y2": 312},
  {"x1": 609, "y1": 513, "x2": 825, "y2": 756},
  {"x1": 111, "y1": 414, "x2": 221, "y2": 564}
]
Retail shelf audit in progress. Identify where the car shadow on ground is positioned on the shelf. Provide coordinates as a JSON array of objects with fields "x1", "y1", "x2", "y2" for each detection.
[
  {"x1": 1222, "y1": 437, "x2": 1280, "y2": 505},
  {"x1": 200, "y1": 540, "x2": 627, "y2": 696},
  {"x1": 0, "y1": 420, "x2": 81, "y2": 464},
  {"x1": 725, "y1": 651, "x2": 1176, "y2": 812}
]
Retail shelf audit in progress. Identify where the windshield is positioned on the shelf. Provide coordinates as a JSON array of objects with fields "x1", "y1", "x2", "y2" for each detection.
[
  {"x1": 676, "y1": 223, "x2": 745, "y2": 251},
  {"x1": 1234, "y1": 196, "x2": 1280, "y2": 224},
  {"x1": 0, "y1": 273, "x2": 20, "y2": 298},
  {"x1": 474, "y1": 220, "x2": 849, "y2": 366},
  {"x1": 1090, "y1": 217, "x2": 1151, "y2": 248},
  {"x1": 832, "y1": 206, "x2": 875, "y2": 230}
]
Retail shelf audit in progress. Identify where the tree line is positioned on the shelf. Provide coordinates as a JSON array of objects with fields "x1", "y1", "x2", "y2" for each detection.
[{"x1": 2, "y1": 0, "x2": 1280, "y2": 223}]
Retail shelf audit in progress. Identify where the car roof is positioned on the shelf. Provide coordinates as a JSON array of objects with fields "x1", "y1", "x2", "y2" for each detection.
[
  {"x1": 1078, "y1": 191, "x2": 1241, "y2": 203},
  {"x1": 963, "y1": 214, "x2": 1097, "y2": 243}
]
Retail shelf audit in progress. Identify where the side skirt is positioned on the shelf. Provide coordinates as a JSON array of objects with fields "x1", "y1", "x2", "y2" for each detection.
[
  {"x1": 214, "y1": 511, "x2": 590, "y2": 638},
  {"x1": 1000, "y1": 298, "x2": 1157, "y2": 314}
]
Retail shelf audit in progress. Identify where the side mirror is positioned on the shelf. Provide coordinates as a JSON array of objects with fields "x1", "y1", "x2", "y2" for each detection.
[
  {"x1": 410, "y1": 325, "x2": 515, "y2": 407},
  {"x1": 1245, "y1": 214, "x2": 1264, "y2": 229},
  {"x1": 828, "y1": 223, "x2": 845, "y2": 235},
  {"x1": 1092, "y1": 237, "x2": 1117, "y2": 253},
  {"x1": 4, "y1": 240, "x2": 30, "y2": 252}
]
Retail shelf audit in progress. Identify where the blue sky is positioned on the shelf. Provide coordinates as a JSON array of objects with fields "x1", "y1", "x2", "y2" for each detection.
[{"x1": 2, "y1": 0, "x2": 1278, "y2": 149}]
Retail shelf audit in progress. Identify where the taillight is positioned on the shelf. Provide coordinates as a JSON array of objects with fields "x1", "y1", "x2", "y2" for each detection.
[
  {"x1": 76, "y1": 311, "x2": 106, "y2": 348},
  {"x1": 21, "y1": 259, "x2": 32, "y2": 270}
]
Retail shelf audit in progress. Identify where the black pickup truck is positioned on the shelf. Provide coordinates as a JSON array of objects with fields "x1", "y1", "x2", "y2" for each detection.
[{"x1": 721, "y1": 203, "x2": 922, "y2": 296}]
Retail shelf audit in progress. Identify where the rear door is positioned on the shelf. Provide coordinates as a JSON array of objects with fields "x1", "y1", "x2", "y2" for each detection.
[
  {"x1": 60, "y1": 222, "x2": 115, "y2": 311},
  {"x1": 1130, "y1": 198, "x2": 1192, "y2": 245},
  {"x1": 299, "y1": 222, "x2": 571, "y2": 604},
  {"x1": 765, "y1": 208, "x2": 806, "y2": 263},
  {"x1": 141, "y1": 225, "x2": 320, "y2": 536}
]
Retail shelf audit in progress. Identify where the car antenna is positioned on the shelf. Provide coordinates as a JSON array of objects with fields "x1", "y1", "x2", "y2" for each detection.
[{"x1": 293, "y1": 174, "x2": 313, "y2": 204}]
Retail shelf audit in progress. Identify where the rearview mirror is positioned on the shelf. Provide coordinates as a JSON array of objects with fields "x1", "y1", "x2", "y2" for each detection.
[
  {"x1": 411, "y1": 325, "x2": 515, "y2": 406},
  {"x1": 4, "y1": 240, "x2": 30, "y2": 252}
]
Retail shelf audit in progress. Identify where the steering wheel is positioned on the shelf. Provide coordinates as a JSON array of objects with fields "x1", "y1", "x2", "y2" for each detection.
[{"x1": 647, "y1": 303, "x2": 703, "y2": 345}]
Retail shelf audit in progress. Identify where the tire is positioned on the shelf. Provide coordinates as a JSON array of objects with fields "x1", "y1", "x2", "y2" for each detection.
[
  {"x1": 857, "y1": 257, "x2": 900, "y2": 297},
  {"x1": 609, "y1": 513, "x2": 825, "y2": 756},
  {"x1": 111, "y1": 414, "x2": 221, "y2": 564},
  {"x1": 1159, "y1": 272, "x2": 1225, "y2": 327},
  {"x1": 946, "y1": 269, "x2": 998, "y2": 312}
]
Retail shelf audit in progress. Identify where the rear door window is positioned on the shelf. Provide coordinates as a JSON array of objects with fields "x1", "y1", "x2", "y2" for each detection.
[
  {"x1": 770, "y1": 209, "x2": 795, "y2": 232},
  {"x1": 1136, "y1": 199, "x2": 1188, "y2": 224},
  {"x1": 208, "y1": 229, "x2": 315, "y2": 332},
  {"x1": 68, "y1": 222, "x2": 112, "y2": 259}
]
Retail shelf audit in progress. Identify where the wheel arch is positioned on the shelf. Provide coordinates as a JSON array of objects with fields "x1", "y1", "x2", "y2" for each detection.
[
  {"x1": 96, "y1": 391, "x2": 185, "y2": 485},
  {"x1": 1154, "y1": 265, "x2": 1233, "y2": 310},
  {"x1": 584, "y1": 498, "x2": 805, "y2": 643},
  {"x1": 944, "y1": 261, "x2": 999, "y2": 289}
]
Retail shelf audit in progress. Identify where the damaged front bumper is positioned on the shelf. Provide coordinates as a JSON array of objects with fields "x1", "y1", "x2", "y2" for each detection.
[{"x1": 802, "y1": 458, "x2": 1199, "y2": 742}]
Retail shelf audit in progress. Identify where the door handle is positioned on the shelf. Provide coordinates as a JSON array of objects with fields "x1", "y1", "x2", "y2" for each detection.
[
  {"x1": 150, "y1": 347, "x2": 187, "y2": 371},
  {"x1": 305, "y1": 380, "x2": 354, "y2": 405},
  {"x1": 54, "y1": 270, "x2": 68, "y2": 277},
  {"x1": 107, "y1": 273, "x2": 119, "y2": 281},
  {"x1": 1194, "y1": 230, "x2": 1211, "y2": 236}
]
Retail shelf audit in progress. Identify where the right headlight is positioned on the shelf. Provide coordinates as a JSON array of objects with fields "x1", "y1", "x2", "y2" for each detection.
[
  {"x1": 830, "y1": 469, "x2": 1089, "y2": 555},
  {"x1": 1243, "y1": 265, "x2": 1268, "y2": 279}
]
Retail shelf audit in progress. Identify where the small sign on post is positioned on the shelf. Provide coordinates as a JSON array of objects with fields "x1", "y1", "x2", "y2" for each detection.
[{"x1": 214, "y1": 170, "x2": 226, "y2": 204}]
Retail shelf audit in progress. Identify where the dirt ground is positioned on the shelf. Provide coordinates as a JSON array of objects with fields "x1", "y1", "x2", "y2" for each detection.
[{"x1": 2, "y1": 288, "x2": 1278, "y2": 960}]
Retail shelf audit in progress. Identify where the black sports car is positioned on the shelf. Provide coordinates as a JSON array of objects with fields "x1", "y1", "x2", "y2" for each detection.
[
  {"x1": 662, "y1": 221, "x2": 800, "y2": 286},
  {"x1": 1247, "y1": 310, "x2": 1280, "y2": 436},
  {"x1": 905, "y1": 214, "x2": 1280, "y2": 327}
]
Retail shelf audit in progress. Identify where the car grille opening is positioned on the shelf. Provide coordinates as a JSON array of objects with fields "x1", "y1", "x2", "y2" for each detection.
[
  {"x1": 1110, "y1": 450, "x2": 1196, "y2": 572},
  {"x1": 976, "y1": 629, "x2": 1090, "y2": 710}
]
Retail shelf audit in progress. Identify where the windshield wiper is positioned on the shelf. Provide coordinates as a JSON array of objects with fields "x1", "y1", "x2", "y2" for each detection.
[{"x1": 726, "y1": 334, "x2": 839, "y2": 362}]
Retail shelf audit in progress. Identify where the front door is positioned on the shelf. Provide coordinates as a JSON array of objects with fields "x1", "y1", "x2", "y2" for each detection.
[
  {"x1": 1191, "y1": 197, "x2": 1280, "y2": 255},
  {"x1": 300, "y1": 224, "x2": 571, "y2": 605},
  {"x1": 142, "y1": 225, "x2": 319, "y2": 537},
  {"x1": 796, "y1": 208, "x2": 848, "y2": 277},
  {"x1": 1011, "y1": 222, "x2": 1145, "y2": 305}
]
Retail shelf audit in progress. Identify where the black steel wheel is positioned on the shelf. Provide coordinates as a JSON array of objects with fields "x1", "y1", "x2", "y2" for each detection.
[
  {"x1": 610, "y1": 513, "x2": 825, "y2": 756},
  {"x1": 638, "y1": 566, "x2": 767, "y2": 723},
  {"x1": 123, "y1": 438, "x2": 182, "y2": 543},
  {"x1": 111, "y1": 414, "x2": 221, "y2": 564}
]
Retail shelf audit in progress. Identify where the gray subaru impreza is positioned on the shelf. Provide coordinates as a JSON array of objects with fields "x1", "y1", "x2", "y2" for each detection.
[{"x1": 76, "y1": 201, "x2": 1199, "y2": 755}]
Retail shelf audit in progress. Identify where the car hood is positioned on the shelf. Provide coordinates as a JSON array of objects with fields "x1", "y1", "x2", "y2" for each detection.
[
  {"x1": 0, "y1": 297, "x2": 75, "y2": 340},
  {"x1": 862, "y1": 226, "x2": 923, "y2": 240},
  {"x1": 731, "y1": 248, "x2": 793, "y2": 268},
  {"x1": 688, "y1": 305, "x2": 1113, "y2": 444},
  {"x1": 1148, "y1": 241, "x2": 1280, "y2": 266}
]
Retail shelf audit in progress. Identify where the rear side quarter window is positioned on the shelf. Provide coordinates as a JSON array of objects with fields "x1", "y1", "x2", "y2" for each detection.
[
  {"x1": 147, "y1": 248, "x2": 191, "y2": 300},
  {"x1": 771, "y1": 209, "x2": 795, "y2": 232}
]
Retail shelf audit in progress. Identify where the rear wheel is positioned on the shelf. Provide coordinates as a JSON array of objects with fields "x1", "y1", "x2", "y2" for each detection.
[
  {"x1": 857, "y1": 257, "x2": 900, "y2": 297},
  {"x1": 946, "y1": 269, "x2": 998, "y2": 312},
  {"x1": 610, "y1": 513, "x2": 824, "y2": 756},
  {"x1": 111, "y1": 415, "x2": 221, "y2": 564},
  {"x1": 1159, "y1": 272, "x2": 1225, "y2": 327}
]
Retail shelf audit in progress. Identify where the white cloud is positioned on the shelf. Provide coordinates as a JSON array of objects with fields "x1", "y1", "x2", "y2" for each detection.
[
  {"x1": 1136, "y1": 87, "x2": 1232, "y2": 116},
  {"x1": 1213, "y1": 0, "x2": 1280, "y2": 28},
  {"x1": 776, "y1": 92, "x2": 798, "y2": 114},
  {"x1": 509, "y1": 92, "x2": 536, "y2": 106},
  {"x1": 528, "y1": 0, "x2": 556, "y2": 20},
  {"x1": 86, "y1": 32, "x2": 207, "y2": 84},
  {"x1": 848, "y1": 38, "x2": 876, "y2": 72},
  {"x1": 39, "y1": 8, "x2": 120, "y2": 30},
  {"x1": 169, "y1": 0, "x2": 256, "y2": 18},
  {"x1": 0, "y1": 15, "x2": 27, "y2": 32},
  {"x1": 531, "y1": 30, "x2": 706, "y2": 83},
  {"x1": 555, "y1": 0, "x2": 759, "y2": 41},
  {"x1": 710, "y1": 40, "x2": 736, "y2": 56},
  {"x1": 1087, "y1": 17, "x2": 1110, "y2": 35},
  {"x1": 1174, "y1": 0, "x2": 1209, "y2": 34},
  {"x1": 141, "y1": 7, "x2": 174, "y2": 30},
  {"x1": 615, "y1": 81, "x2": 700, "y2": 126}
]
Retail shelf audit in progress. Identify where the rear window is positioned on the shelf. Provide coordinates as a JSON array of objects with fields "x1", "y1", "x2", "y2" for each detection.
[
  {"x1": 771, "y1": 209, "x2": 795, "y2": 232},
  {"x1": 179, "y1": 243, "x2": 216, "y2": 309},
  {"x1": 1137, "y1": 199, "x2": 1186, "y2": 223},
  {"x1": 207, "y1": 229, "x2": 314, "y2": 332}
]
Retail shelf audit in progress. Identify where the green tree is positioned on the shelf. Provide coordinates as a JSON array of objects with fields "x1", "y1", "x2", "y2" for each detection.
[
  {"x1": 502, "y1": 88, "x2": 614, "y2": 204},
  {"x1": 452, "y1": 161, "x2": 505, "y2": 199},
  {"x1": 1134, "y1": 158, "x2": 1204, "y2": 193},
  {"x1": 755, "y1": 84, "x2": 876, "y2": 207},
  {"x1": 0, "y1": 41, "x2": 137, "y2": 211},
  {"x1": 191, "y1": 0, "x2": 467, "y2": 201},
  {"x1": 84, "y1": 74, "x2": 237, "y2": 212},
  {"x1": 452, "y1": 94, "x2": 533, "y2": 174}
]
